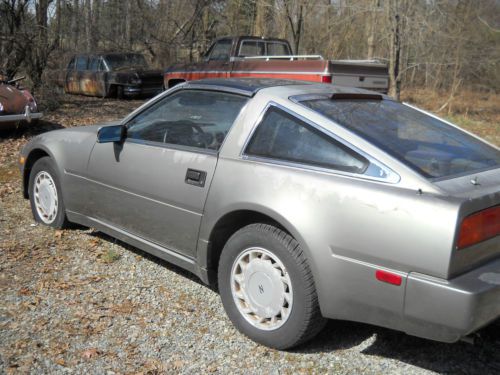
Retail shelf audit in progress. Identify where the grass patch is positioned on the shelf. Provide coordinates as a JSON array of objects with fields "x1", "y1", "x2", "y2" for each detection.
[{"x1": 99, "y1": 248, "x2": 121, "y2": 264}]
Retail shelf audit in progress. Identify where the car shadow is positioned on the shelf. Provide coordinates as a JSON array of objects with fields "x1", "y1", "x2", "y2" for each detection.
[
  {"x1": 86, "y1": 230, "x2": 209, "y2": 289},
  {"x1": 0, "y1": 119, "x2": 65, "y2": 139},
  {"x1": 294, "y1": 318, "x2": 500, "y2": 374},
  {"x1": 84, "y1": 228, "x2": 500, "y2": 373}
]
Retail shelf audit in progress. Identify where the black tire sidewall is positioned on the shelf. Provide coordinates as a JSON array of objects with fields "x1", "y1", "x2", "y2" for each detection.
[
  {"x1": 28, "y1": 157, "x2": 67, "y2": 228},
  {"x1": 218, "y1": 225, "x2": 315, "y2": 349}
]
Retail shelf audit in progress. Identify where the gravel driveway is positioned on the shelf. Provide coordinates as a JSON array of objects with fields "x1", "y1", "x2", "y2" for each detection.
[{"x1": 1, "y1": 95, "x2": 499, "y2": 374}]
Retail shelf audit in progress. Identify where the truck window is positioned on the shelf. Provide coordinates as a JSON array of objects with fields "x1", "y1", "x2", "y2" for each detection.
[
  {"x1": 267, "y1": 42, "x2": 291, "y2": 56},
  {"x1": 239, "y1": 41, "x2": 265, "y2": 57},
  {"x1": 208, "y1": 40, "x2": 232, "y2": 61},
  {"x1": 76, "y1": 56, "x2": 88, "y2": 71}
]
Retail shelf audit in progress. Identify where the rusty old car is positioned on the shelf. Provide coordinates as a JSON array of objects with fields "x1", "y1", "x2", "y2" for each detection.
[
  {"x1": 0, "y1": 75, "x2": 42, "y2": 130},
  {"x1": 19, "y1": 79, "x2": 500, "y2": 349},
  {"x1": 58, "y1": 53, "x2": 163, "y2": 99}
]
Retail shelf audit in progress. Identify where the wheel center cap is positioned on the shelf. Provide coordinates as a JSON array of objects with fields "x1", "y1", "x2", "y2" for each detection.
[
  {"x1": 244, "y1": 260, "x2": 284, "y2": 318},
  {"x1": 38, "y1": 181, "x2": 54, "y2": 213}
]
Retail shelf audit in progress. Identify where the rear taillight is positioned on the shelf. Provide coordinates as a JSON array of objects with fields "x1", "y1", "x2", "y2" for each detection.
[
  {"x1": 321, "y1": 75, "x2": 332, "y2": 84},
  {"x1": 457, "y1": 206, "x2": 500, "y2": 249}
]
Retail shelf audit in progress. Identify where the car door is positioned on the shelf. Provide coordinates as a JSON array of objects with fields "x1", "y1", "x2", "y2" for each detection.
[
  {"x1": 64, "y1": 57, "x2": 78, "y2": 94},
  {"x1": 85, "y1": 89, "x2": 249, "y2": 258},
  {"x1": 75, "y1": 55, "x2": 89, "y2": 95},
  {"x1": 86, "y1": 56, "x2": 107, "y2": 97}
]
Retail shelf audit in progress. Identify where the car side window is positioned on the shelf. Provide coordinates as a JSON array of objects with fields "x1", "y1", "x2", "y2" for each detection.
[
  {"x1": 76, "y1": 56, "x2": 88, "y2": 71},
  {"x1": 245, "y1": 107, "x2": 368, "y2": 174},
  {"x1": 89, "y1": 57, "x2": 99, "y2": 71},
  {"x1": 208, "y1": 40, "x2": 232, "y2": 61},
  {"x1": 126, "y1": 90, "x2": 248, "y2": 151}
]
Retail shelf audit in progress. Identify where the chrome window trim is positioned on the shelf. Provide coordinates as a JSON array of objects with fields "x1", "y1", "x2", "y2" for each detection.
[{"x1": 240, "y1": 101, "x2": 400, "y2": 184}]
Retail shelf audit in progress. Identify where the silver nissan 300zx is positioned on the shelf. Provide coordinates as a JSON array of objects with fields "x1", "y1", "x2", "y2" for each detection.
[{"x1": 19, "y1": 79, "x2": 500, "y2": 349}]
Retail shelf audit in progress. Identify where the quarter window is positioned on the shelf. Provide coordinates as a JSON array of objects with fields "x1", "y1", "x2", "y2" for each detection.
[
  {"x1": 245, "y1": 107, "x2": 368, "y2": 173},
  {"x1": 239, "y1": 41, "x2": 265, "y2": 57},
  {"x1": 127, "y1": 90, "x2": 248, "y2": 151}
]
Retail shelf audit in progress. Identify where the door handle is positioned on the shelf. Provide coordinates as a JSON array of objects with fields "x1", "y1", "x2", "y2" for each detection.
[{"x1": 185, "y1": 168, "x2": 207, "y2": 187}]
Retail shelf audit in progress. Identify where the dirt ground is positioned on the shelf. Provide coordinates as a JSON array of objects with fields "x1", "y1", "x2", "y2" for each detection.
[{"x1": 1, "y1": 92, "x2": 499, "y2": 374}]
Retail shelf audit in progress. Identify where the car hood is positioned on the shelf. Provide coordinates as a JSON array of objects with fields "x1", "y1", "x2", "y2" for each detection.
[{"x1": 25, "y1": 121, "x2": 121, "y2": 148}]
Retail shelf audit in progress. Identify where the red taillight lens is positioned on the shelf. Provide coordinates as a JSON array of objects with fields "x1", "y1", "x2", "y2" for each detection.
[
  {"x1": 321, "y1": 75, "x2": 332, "y2": 84},
  {"x1": 457, "y1": 206, "x2": 500, "y2": 249}
]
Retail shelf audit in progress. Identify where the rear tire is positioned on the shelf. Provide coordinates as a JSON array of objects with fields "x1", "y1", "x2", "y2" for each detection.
[
  {"x1": 28, "y1": 157, "x2": 69, "y2": 229},
  {"x1": 218, "y1": 223, "x2": 326, "y2": 349}
]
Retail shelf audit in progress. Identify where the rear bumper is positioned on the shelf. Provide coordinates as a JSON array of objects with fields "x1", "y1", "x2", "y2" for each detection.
[{"x1": 403, "y1": 257, "x2": 500, "y2": 342}]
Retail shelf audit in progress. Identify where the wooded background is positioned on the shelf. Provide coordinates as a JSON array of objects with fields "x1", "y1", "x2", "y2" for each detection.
[{"x1": 1, "y1": 0, "x2": 499, "y2": 99}]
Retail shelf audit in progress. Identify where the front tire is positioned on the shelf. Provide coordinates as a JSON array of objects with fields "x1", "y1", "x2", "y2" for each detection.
[
  {"x1": 28, "y1": 157, "x2": 69, "y2": 228},
  {"x1": 218, "y1": 224, "x2": 326, "y2": 349}
]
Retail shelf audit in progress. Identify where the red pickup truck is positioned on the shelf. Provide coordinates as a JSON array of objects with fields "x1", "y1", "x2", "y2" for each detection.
[{"x1": 164, "y1": 36, "x2": 389, "y2": 92}]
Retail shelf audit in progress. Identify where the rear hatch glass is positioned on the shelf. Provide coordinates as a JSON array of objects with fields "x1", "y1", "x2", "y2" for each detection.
[{"x1": 300, "y1": 98, "x2": 500, "y2": 179}]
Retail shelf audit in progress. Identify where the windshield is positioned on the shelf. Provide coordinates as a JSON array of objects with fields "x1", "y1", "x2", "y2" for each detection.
[
  {"x1": 105, "y1": 54, "x2": 148, "y2": 70},
  {"x1": 301, "y1": 98, "x2": 500, "y2": 179}
]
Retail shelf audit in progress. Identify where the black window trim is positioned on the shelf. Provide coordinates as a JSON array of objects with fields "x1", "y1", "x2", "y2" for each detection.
[
  {"x1": 241, "y1": 101, "x2": 401, "y2": 184},
  {"x1": 123, "y1": 87, "x2": 249, "y2": 155}
]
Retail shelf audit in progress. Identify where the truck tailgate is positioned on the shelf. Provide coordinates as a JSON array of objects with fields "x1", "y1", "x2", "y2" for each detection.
[{"x1": 329, "y1": 60, "x2": 388, "y2": 91}]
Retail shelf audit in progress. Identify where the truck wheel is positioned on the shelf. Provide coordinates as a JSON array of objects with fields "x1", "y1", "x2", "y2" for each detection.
[
  {"x1": 28, "y1": 157, "x2": 69, "y2": 229},
  {"x1": 218, "y1": 223, "x2": 326, "y2": 349}
]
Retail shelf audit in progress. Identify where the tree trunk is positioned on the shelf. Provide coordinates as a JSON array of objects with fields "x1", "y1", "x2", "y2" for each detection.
[
  {"x1": 91, "y1": 0, "x2": 100, "y2": 49},
  {"x1": 387, "y1": 1, "x2": 403, "y2": 100},
  {"x1": 254, "y1": 0, "x2": 267, "y2": 37},
  {"x1": 125, "y1": 0, "x2": 132, "y2": 49},
  {"x1": 367, "y1": 0, "x2": 378, "y2": 59},
  {"x1": 85, "y1": 0, "x2": 92, "y2": 52},
  {"x1": 72, "y1": 0, "x2": 80, "y2": 49}
]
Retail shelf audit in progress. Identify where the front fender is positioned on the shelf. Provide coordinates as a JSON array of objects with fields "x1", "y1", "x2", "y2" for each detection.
[{"x1": 20, "y1": 126, "x2": 101, "y2": 210}]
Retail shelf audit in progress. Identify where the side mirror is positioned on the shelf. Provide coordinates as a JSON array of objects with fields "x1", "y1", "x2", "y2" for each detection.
[{"x1": 97, "y1": 125, "x2": 126, "y2": 143}]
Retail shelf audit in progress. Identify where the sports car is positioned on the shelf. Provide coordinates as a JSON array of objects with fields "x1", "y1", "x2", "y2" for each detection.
[{"x1": 19, "y1": 79, "x2": 500, "y2": 349}]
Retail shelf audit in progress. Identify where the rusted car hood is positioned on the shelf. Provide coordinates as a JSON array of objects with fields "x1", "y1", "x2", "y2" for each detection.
[{"x1": 0, "y1": 83, "x2": 28, "y2": 114}]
